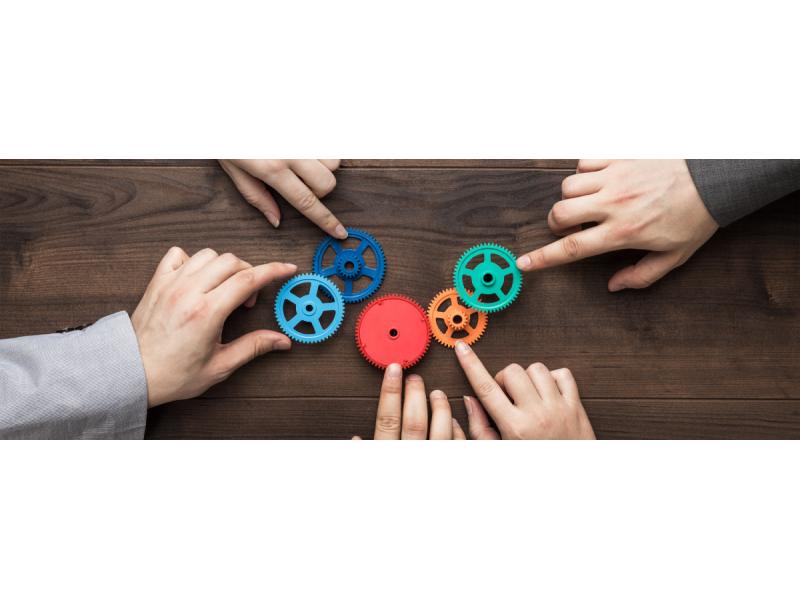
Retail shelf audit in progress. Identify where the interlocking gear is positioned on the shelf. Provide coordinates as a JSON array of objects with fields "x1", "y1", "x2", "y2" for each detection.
[
  {"x1": 355, "y1": 294, "x2": 431, "y2": 369},
  {"x1": 274, "y1": 273, "x2": 345, "y2": 343},
  {"x1": 453, "y1": 243, "x2": 522, "y2": 312},
  {"x1": 427, "y1": 288, "x2": 488, "y2": 348},
  {"x1": 313, "y1": 228, "x2": 386, "y2": 302}
]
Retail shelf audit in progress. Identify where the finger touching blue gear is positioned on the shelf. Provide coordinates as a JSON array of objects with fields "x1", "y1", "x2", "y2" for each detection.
[
  {"x1": 313, "y1": 228, "x2": 386, "y2": 303},
  {"x1": 453, "y1": 243, "x2": 522, "y2": 312},
  {"x1": 274, "y1": 273, "x2": 345, "y2": 343}
]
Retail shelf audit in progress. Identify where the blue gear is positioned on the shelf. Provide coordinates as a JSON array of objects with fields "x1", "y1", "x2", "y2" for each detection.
[
  {"x1": 312, "y1": 228, "x2": 386, "y2": 303},
  {"x1": 274, "y1": 273, "x2": 345, "y2": 343}
]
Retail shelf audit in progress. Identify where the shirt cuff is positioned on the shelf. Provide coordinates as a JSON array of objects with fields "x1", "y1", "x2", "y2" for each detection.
[
  {"x1": 686, "y1": 159, "x2": 800, "y2": 227},
  {"x1": 0, "y1": 311, "x2": 148, "y2": 439}
]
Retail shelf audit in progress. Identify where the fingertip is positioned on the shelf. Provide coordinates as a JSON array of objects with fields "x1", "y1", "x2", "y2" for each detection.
[
  {"x1": 386, "y1": 363, "x2": 402, "y2": 377},
  {"x1": 352, "y1": 436, "x2": 362, "y2": 441},
  {"x1": 334, "y1": 224, "x2": 348, "y2": 240},
  {"x1": 516, "y1": 254, "x2": 532, "y2": 270},
  {"x1": 455, "y1": 341, "x2": 471, "y2": 356},
  {"x1": 608, "y1": 279, "x2": 626, "y2": 292},
  {"x1": 274, "y1": 337, "x2": 292, "y2": 351}
]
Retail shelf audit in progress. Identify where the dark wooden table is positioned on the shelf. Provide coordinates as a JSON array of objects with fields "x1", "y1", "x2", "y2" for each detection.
[{"x1": 1, "y1": 160, "x2": 799, "y2": 438}]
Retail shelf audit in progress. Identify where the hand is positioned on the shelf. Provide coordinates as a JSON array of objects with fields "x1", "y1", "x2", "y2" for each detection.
[
  {"x1": 516, "y1": 159, "x2": 719, "y2": 291},
  {"x1": 132, "y1": 247, "x2": 297, "y2": 407},
  {"x1": 219, "y1": 159, "x2": 345, "y2": 239},
  {"x1": 356, "y1": 363, "x2": 467, "y2": 440},
  {"x1": 455, "y1": 341, "x2": 595, "y2": 439}
]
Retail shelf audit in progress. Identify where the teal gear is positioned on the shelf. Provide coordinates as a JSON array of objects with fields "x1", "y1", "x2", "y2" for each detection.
[{"x1": 453, "y1": 243, "x2": 522, "y2": 312}]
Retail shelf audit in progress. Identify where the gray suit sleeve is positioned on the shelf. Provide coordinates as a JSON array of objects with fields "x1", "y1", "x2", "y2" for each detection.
[
  {"x1": 686, "y1": 160, "x2": 800, "y2": 227},
  {"x1": 0, "y1": 311, "x2": 148, "y2": 439}
]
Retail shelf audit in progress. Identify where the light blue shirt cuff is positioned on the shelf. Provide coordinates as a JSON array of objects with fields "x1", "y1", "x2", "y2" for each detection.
[{"x1": 0, "y1": 311, "x2": 148, "y2": 439}]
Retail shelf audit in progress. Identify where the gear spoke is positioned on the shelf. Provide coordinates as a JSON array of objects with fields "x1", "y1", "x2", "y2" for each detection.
[
  {"x1": 287, "y1": 314, "x2": 303, "y2": 328},
  {"x1": 311, "y1": 317, "x2": 323, "y2": 335},
  {"x1": 356, "y1": 239, "x2": 369, "y2": 255},
  {"x1": 321, "y1": 266, "x2": 337, "y2": 277},
  {"x1": 344, "y1": 279, "x2": 353, "y2": 295},
  {"x1": 284, "y1": 292, "x2": 302, "y2": 305},
  {"x1": 362, "y1": 266, "x2": 377, "y2": 278},
  {"x1": 320, "y1": 302, "x2": 339, "y2": 312}
]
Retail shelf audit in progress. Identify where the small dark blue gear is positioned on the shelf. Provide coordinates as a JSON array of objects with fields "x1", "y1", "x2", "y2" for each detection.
[{"x1": 313, "y1": 228, "x2": 386, "y2": 303}]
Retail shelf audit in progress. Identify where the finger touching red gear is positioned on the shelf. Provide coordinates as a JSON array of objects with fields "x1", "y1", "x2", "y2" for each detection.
[{"x1": 355, "y1": 294, "x2": 431, "y2": 369}]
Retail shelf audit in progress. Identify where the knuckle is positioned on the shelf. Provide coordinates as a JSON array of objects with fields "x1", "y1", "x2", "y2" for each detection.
[
  {"x1": 475, "y1": 378, "x2": 498, "y2": 397},
  {"x1": 234, "y1": 269, "x2": 257, "y2": 287},
  {"x1": 219, "y1": 252, "x2": 239, "y2": 265},
  {"x1": 294, "y1": 191, "x2": 319, "y2": 212},
  {"x1": 318, "y1": 174, "x2": 337, "y2": 196},
  {"x1": 561, "y1": 175, "x2": 579, "y2": 197},
  {"x1": 549, "y1": 202, "x2": 570, "y2": 227},
  {"x1": 531, "y1": 248, "x2": 547, "y2": 268},
  {"x1": 403, "y1": 419, "x2": 428, "y2": 435},
  {"x1": 560, "y1": 235, "x2": 582, "y2": 259},
  {"x1": 375, "y1": 415, "x2": 401, "y2": 433},
  {"x1": 260, "y1": 159, "x2": 285, "y2": 175}
]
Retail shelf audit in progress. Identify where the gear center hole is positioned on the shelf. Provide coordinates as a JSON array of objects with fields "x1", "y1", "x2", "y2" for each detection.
[
  {"x1": 345, "y1": 261, "x2": 355, "y2": 272},
  {"x1": 482, "y1": 273, "x2": 494, "y2": 284},
  {"x1": 452, "y1": 314, "x2": 463, "y2": 324},
  {"x1": 304, "y1": 302, "x2": 315, "y2": 314},
  {"x1": 389, "y1": 328, "x2": 399, "y2": 339}
]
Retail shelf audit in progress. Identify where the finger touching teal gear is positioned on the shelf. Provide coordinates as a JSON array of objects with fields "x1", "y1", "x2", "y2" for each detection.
[
  {"x1": 312, "y1": 228, "x2": 386, "y2": 303},
  {"x1": 453, "y1": 243, "x2": 522, "y2": 312},
  {"x1": 275, "y1": 273, "x2": 345, "y2": 343}
]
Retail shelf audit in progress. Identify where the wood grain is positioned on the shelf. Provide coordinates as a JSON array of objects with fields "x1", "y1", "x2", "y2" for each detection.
[
  {"x1": 1, "y1": 161, "x2": 798, "y2": 438},
  {"x1": 145, "y1": 397, "x2": 800, "y2": 440}
]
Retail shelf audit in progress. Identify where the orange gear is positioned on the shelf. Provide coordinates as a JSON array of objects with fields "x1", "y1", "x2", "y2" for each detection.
[{"x1": 427, "y1": 288, "x2": 488, "y2": 348}]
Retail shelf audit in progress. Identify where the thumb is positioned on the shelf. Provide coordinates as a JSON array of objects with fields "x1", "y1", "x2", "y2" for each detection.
[
  {"x1": 214, "y1": 330, "x2": 291, "y2": 375},
  {"x1": 608, "y1": 250, "x2": 684, "y2": 292}
]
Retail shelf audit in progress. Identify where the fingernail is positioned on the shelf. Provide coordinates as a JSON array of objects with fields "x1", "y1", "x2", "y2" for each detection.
[
  {"x1": 516, "y1": 255, "x2": 532, "y2": 270},
  {"x1": 463, "y1": 395, "x2": 474, "y2": 415},
  {"x1": 609, "y1": 282, "x2": 625, "y2": 292},
  {"x1": 430, "y1": 390, "x2": 445, "y2": 400},
  {"x1": 455, "y1": 341, "x2": 471, "y2": 355},
  {"x1": 406, "y1": 374, "x2": 422, "y2": 382},
  {"x1": 283, "y1": 263, "x2": 297, "y2": 270},
  {"x1": 334, "y1": 225, "x2": 348, "y2": 239},
  {"x1": 387, "y1": 363, "x2": 402, "y2": 377},
  {"x1": 275, "y1": 340, "x2": 291, "y2": 350},
  {"x1": 267, "y1": 213, "x2": 280, "y2": 228}
]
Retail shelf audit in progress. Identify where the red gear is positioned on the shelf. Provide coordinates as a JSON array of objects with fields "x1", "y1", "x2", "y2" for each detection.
[{"x1": 355, "y1": 294, "x2": 431, "y2": 369}]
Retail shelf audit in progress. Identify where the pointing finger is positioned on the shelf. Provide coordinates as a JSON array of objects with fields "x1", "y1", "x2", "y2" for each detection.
[{"x1": 375, "y1": 363, "x2": 403, "y2": 440}]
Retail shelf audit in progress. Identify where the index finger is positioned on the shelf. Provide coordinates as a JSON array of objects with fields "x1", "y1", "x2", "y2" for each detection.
[
  {"x1": 375, "y1": 363, "x2": 403, "y2": 440},
  {"x1": 515, "y1": 224, "x2": 615, "y2": 272},
  {"x1": 454, "y1": 342, "x2": 515, "y2": 423},
  {"x1": 209, "y1": 262, "x2": 297, "y2": 317},
  {"x1": 269, "y1": 169, "x2": 347, "y2": 239}
]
